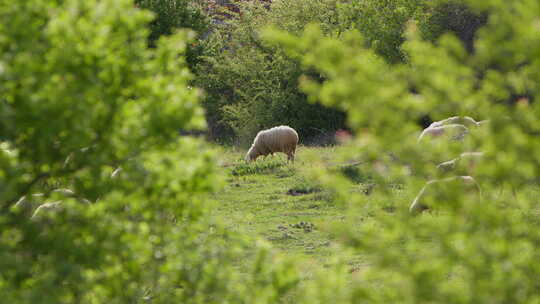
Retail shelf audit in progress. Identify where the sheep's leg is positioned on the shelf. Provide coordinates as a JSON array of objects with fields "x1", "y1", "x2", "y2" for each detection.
[
  {"x1": 286, "y1": 149, "x2": 295, "y2": 163},
  {"x1": 288, "y1": 145, "x2": 296, "y2": 163}
]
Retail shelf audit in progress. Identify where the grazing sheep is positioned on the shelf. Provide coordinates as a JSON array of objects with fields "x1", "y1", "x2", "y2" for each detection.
[
  {"x1": 417, "y1": 116, "x2": 487, "y2": 143},
  {"x1": 409, "y1": 175, "x2": 481, "y2": 213},
  {"x1": 429, "y1": 116, "x2": 481, "y2": 128},
  {"x1": 437, "y1": 152, "x2": 484, "y2": 173},
  {"x1": 13, "y1": 188, "x2": 91, "y2": 219},
  {"x1": 245, "y1": 126, "x2": 299, "y2": 162},
  {"x1": 417, "y1": 123, "x2": 469, "y2": 143},
  {"x1": 31, "y1": 201, "x2": 63, "y2": 220}
]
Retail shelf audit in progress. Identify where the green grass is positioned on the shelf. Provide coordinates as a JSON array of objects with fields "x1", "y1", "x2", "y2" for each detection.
[
  {"x1": 210, "y1": 144, "x2": 424, "y2": 282},
  {"x1": 210, "y1": 145, "x2": 540, "y2": 303},
  {"x1": 210, "y1": 146, "x2": 368, "y2": 277}
]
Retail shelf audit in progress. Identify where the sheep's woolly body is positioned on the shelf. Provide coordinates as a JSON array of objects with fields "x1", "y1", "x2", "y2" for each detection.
[
  {"x1": 437, "y1": 152, "x2": 484, "y2": 173},
  {"x1": 246, "y1": 126, "x2": 299, "y2": 162},
  {"x1": 409, "y1": 176, "x2": 481, "y2": 213},
  {"x1": 418, "y1": 116, "x2": 489, "y2": 143},
  {"x1": 417, "y1": 123, "x2": 469, "y2": 142},
  {"x1": 31, "y1": 201, "x2": 63, "y2": 220}
]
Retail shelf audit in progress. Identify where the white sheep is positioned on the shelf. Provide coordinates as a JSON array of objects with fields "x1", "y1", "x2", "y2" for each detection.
[
  {"x1": 12, "y1": 195, "x2": 38, "y2": 216},
  {"x1": 417, "y1": 123, "x2": 469, "y2": 143},
  {"x1": 436, "y1": 152, "x2": 484, "y2": 173},
  {"x1": 31, "y1": 201, "x2": 63, "y2": 220},
  {"x1": 429, "y1": 116, "x2": 481, "y2": 128},
  {"x1": 409, "y1": 175, "x2": 481, "y2": 213},
  {"x1": 417, "y1": 116, "x2": 486, "y2": 143},
  {"x1": 245, "y1": 126, "x2": 299, "y2": 162}
]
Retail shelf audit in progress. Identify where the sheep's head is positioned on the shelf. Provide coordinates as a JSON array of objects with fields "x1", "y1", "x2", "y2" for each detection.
[{"x1": 245, "y1": 147, "x2": 257, "y2": 162}]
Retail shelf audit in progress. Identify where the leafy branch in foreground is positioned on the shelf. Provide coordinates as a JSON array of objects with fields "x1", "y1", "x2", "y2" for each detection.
[{"x1": 265, "y1": 0, "x2": 540, "y2": 302}]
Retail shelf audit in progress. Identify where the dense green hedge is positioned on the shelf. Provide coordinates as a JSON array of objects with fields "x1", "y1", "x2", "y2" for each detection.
[
  {"x1": 134, "y1": 0, "x2": 210, "y2": 68},
  {"x1": 195, "y1": 0, "x2": 347, "y2": 144},
  {"x1": 194, "y1": 0, "x2": 486, "y2": 144}
]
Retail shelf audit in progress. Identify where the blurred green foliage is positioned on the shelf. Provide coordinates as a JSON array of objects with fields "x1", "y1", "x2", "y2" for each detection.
[
  {"x1": 265, "y1": 0, "x2": 540, "y2": 302},
  {"x1": 0, "y1": 0, "x2": 299, "y2": 302},
  {"x1": 2, "y1": 0, "x2": 539, "y2": 302}
]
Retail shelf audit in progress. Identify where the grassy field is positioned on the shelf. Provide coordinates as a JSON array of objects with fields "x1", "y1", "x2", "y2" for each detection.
[
  {"x1": 213, "y1": 147, "x2": 341, "y2": 259},
  {"x1": 210, "y1": 145, "x2": 410, "y2": 276}
]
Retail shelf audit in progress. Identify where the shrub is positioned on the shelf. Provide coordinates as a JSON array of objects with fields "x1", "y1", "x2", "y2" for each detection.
[
  {"x1": 135, "y1": 0, "x2": 210, "y2": 67},
  {"x1": 337, "y1": 0, "x2": 430, "y2": 63},
  {"x1": 337, "y1": 0, "x2": 487, "y2": 63},
  {"x1": 421, "y1": 1, "x2": 487, "y2": 52},
  {"x1": 0, "y1": 0, "x2": 299, "y2": 302},
  {"x1": 196, "y1": 0, "x2": 487, "y2": 144},
  {"x1": 195, "y1": 0, "x2": 347, "y2": 144},
  {"x1": 265, "y1": 0, "x2": 540, "y2": 301}
]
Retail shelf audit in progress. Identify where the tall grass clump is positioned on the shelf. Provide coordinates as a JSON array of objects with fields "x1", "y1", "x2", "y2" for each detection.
[{"x1": 231, "y1": 158, "x2": 288, "y2": 176}]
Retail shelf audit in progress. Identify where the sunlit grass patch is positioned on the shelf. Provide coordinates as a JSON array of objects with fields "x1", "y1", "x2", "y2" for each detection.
[
  {"x1": 287, "y1": 176, "x2": 322, "y2": 196},
  {"x1": 231, "y1": 158, "x2": 289, "y2": 176}
]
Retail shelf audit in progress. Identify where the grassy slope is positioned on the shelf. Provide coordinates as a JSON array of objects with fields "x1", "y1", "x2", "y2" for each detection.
[
  {"x1": 210, "y1": 144, "x2": 540, "y2": 303},
  {"x1": 211, "y1": 146, "x2": 376, "y2": 275}
]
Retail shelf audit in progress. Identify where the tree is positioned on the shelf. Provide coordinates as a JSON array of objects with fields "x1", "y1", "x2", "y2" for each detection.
[
  {"x1": 195, "y1": 0, "x2": 347, "y2": 144},
  {"x1": 134, "y1": 0, "x2": 210, "y2": 68}
]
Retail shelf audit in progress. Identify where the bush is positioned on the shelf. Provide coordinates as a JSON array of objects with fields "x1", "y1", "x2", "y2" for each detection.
[
  {"x1": 195, "y1": 0, "x2": 347, "y2": 144},
  {"x1": 135, "y1": 0, "x2": 210, "y2": 67},
  {"x1": 266, "y1": 0, "x2": 540, "y2": 301},
  {"x1": 420, "y1": 1, "x2": 487, "y2": 53},
  {"x1": 338, "y1": 0, "x2": 486, "y2": 63},
  {"x1": 0, "y1": 0, "x2": 299, "y2": 302},
  {"x1": 195, "y1": 0, "x2": 487, "y2": 144},
  {"x1": 337, "y1": 0, "x2": 430, "y2": 63}
]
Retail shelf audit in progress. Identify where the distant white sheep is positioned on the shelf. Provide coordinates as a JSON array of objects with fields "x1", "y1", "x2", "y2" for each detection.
[
  {"x1": 409, "y1": 175, "x2": 481, "y2": 213},
  {"x1": 13, "y1": 188, "x2": 90, "y2": 220},
  {"x1": 12, "y1": 195, "x2": 40, "y2": 216},
  {"x1": 429, "y1": 116, "x2": 481, "y2": 128},
  {"x1": 417, "y1": 116, "x2": 486, "y2": 143},
  {"x1": 418, "y1": 123, "x2": 469, "y2": 143},
  {"x1": 245, "y1": 126, "x2": 299, "y2": 162},
  {"x1": 31, "y1": 201, "x2": 63, "y2": 220},
  {"x1": 437, "y1": 152, "x2": 484, "y2": 173}
]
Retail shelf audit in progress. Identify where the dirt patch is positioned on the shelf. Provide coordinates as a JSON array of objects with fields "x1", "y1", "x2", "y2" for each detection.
[
  {"x1": 289, "y1": 221, "x2": 315, "y2": 232},
  {"x1": 287, "y1": 189, "x2": 314, "y2": 196}
]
